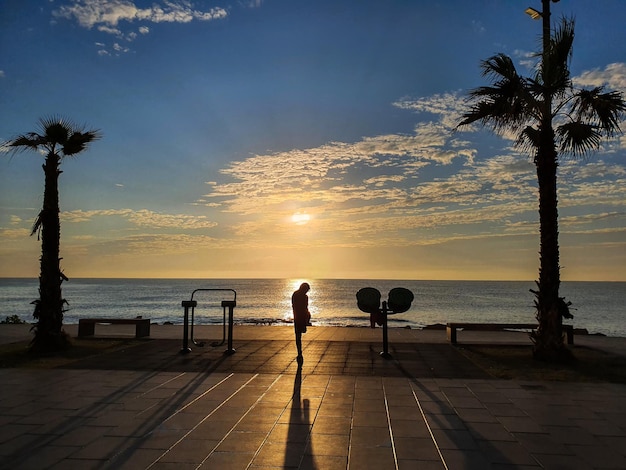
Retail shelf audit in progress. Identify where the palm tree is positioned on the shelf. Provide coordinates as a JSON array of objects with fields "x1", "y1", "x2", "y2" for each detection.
[
  {"x1": 459, "y1": 11, "x2": 625, "y2": 361},
  {"x1": 5, "y1": 116, "x2": 100, "y2": 353}
]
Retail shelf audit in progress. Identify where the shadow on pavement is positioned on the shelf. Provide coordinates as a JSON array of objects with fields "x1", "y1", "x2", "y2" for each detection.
[{"x1": 60, "y1": 339, "x2": 490, "y2": 379}]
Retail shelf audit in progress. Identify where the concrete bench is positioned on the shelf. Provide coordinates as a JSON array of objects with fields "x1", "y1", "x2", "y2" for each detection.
[
  {"x1": 78, "y1": 318, "x2": 151, "y2": 338},
  {"x1": 446, "y1": 322, "x2": 574, "y2": 345}
]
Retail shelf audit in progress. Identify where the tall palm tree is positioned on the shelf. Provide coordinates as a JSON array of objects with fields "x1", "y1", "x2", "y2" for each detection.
[
  {"x1": 459, "y1": 15, "x2": 625, "y2": 361},
  {"x1": 5, "y1": 116, "x2": 100, "y2": 353}
]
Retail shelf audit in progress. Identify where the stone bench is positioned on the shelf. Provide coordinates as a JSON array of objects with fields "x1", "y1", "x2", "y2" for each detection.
[
  {"x1": 446, "y1": 322, "x2": 574, "y2": 345},
  {"x1": 78, "y1": 318, "x2": 151, "y2": 338}
]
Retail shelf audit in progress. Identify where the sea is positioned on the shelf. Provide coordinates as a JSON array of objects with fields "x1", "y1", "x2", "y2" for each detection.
[{"x1": 1, "y1": 278, "x2": 624, "y2": 337}]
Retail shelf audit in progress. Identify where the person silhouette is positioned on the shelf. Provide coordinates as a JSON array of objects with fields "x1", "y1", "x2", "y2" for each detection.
[{"x1": 291, "y1": 282, "x2": 311, "y2": 364}]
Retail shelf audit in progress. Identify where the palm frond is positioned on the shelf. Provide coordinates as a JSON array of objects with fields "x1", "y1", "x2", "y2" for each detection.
[
  {"x1": 539, "y1": 18, "x2": 575, "y2": 97},
  {"x1": 551, "y1": 18, "x2": 575, "y2": 64},
  {"x1": 480, "y1": 54, "x2": 519, "y2": 82},
  {"x1": 3, "y1": 133, "x2": 46, "y2": 153},
  {"x1": 556, "y1": 121, "x2": 601, "y2": 156},
  {"x1": 572, "y1": 88, "x2": 626, "y2": 135},
  {"x1": 517, "y1": 125, "x2": 542, "y2": 152},
  {"x1": 62, "y1": 130, "x2": 101, "y2": 156},
  {"x1": 459, "y1": 54, "x2": 536, "y2": 132},
  {"x1": 31, "y1": 212, "x2": 43, "y2": 239}
]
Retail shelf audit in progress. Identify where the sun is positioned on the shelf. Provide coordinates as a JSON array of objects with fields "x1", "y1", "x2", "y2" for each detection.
[{"x1": 291, "y1": 213, "x2": 311, "y2": 225}]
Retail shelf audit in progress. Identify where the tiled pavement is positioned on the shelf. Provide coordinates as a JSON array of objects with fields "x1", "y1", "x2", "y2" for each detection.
[{"x1": 1, "y1": 325, "x2": 625, "y2": 469}]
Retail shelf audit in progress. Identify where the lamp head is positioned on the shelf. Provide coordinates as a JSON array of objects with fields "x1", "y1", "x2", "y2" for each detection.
[{"x1": 525, "y1": 7, "x2": 542, "y2": 20}]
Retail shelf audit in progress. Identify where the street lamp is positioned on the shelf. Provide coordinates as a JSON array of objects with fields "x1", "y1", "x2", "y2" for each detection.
[
  {"x1": 525, "y1": 0, "x2": 560, "y2": 20},
  {"x1": 525, "y1": 7, "x2": 542, "y2": 20}
]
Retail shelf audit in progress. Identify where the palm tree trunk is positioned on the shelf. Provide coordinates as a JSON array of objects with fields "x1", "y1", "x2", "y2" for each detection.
[
  {"x1": 532, "y1": 126, "x2": 568, "y2": 361},
  {"x1": 32, "y1": 153, "x2": 68, "y2": 351}
]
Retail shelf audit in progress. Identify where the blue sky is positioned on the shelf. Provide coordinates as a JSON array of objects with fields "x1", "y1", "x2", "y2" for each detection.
[{"x1": 1, "y1": 0, "x2": 625, "y2": 280}]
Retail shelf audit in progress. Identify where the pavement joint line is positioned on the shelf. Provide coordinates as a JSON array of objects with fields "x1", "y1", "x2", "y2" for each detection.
[
  {"x1": 346, "y1": 378, "x2": 356, "y2": 470},
  {"x1": 159, "y1": 372, "x2": 234, "y2": 424},
  {"x1": 382, "y1": 381, "x2": 399, "y2": 470},
  {"x1": 135, "y1": 371, "x2": 187, "y2": 400},
  {"x1": 411, "y1": 383, "x2": 449, "y2": 470},
  {"x1": 145, "y1": 372, "x2": 258, "y2": 470},
  {"x1": 198, "y1": 373, "x2": 284, "y2": 470},
  {"x1": 133, "y1": 372, "x2": 189, "y2": 419}
]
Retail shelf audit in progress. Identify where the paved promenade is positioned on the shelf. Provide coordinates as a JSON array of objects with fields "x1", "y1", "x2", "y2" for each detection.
[{"x1": 1, "y1": 324, "x2": 625, "y2": 469}]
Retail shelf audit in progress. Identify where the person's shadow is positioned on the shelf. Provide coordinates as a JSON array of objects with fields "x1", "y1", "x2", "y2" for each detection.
[{"x1": 284, "y1": 364, "x2": 316, "y2": 468}]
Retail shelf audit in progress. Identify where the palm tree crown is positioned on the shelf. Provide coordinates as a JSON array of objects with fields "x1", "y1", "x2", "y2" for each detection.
[
  {"x1": 461, "y1": 19, "x2": 624, "y2": 157},
  {"x1": 9, "y1": 116, "x2": 101, "y2": 158}
]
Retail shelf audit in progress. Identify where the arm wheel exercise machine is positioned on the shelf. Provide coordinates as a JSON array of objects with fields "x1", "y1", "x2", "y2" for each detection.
[{"x1": 356, "y1": 287, "x2": 414, "y2": 359}]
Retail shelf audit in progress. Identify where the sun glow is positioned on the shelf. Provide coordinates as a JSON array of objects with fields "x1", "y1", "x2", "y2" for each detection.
[{"x1": 291, "y1": 213, "x2": 311, "y2": 225}]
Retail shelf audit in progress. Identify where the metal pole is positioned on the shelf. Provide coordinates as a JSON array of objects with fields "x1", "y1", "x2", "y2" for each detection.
[
  {"x1": 222, "y1": 300, "x2": 236, "y2": 355},
  {"x1": 380, "y1": 301, "x2": 392, "y2": 359},
  {"x1": 180, "y1": 300, "x2": 196, "y2": 354}
]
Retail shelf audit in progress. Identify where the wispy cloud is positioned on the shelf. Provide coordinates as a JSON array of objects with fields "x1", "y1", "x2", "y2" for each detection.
[
  {"x1": 53, "y1": 0, "x2": 228, "y2": 53},
  {"x1": 573, "y1": 62, "x2": 626, "y2": 91},
  {"x1": 393, "y1": 92, "x2": 465, "y2": 131},
  {"x1": 61, "y1": 208, "x2": 217, "y2": 230},
  {"x1": 240, "y1": 0, "x2": 263, "y2": 8},
  {"x1": 82, "y1": 233, "x2": 218, "y2": 256},
  {"x1": 54, "y1": 0, "x2": 227, "y2": 29},
  {"x1": 0, "y1": 228, "x2": 30, "y2": 239}
]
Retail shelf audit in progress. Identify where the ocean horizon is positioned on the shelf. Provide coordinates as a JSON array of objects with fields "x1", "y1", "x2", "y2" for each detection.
[{"x1": 2, "y1": 278, "x2": 625, "y2": 338}]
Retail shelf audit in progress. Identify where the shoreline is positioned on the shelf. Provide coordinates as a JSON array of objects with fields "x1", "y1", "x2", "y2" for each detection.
[
  {"x1": 1, "y1": 320, "x2": 614, "y2": 337},
  {"x1": 1, "y1": 323, "x2": 624, "y2": 349}
]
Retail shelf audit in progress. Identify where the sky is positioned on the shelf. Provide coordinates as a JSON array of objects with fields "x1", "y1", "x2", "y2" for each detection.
[{"x1": 1, "y1": 0, "x2": 625, "y2": 281}]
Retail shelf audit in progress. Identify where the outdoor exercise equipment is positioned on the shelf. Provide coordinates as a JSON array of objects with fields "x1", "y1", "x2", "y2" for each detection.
[
  {"x1": 356, "y1": 287, "x2": 414, "y2": 358},
  {"x1": 181, "y1": 288, "x2": 237, "y2": 355}
]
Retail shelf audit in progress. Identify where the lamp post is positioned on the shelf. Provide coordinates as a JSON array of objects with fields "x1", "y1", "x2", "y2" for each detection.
[
  {"x1": 532, "y1": 0, "x2": 558, "y2": 157},
  {"x1": 525, "y1": 1, "x2": 560, "y2": 57}
]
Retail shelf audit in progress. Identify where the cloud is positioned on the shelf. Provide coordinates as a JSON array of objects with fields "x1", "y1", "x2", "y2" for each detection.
[
  {"x1": 54, "y1": 0, "x2": 227, "y2": 29},
  {"x1": 0, "y1": 228, "x2": 30, "y2": 239},
  {"x1": 85, "y1": 233, "x2": 217, "y2": 255},
  {"x1": 560, "y1": 212, "x2": 625, "y2": 227},
  {"x1": 113, "y1": 43, "x2": 130, "y2": 53},
  {"x1": 393, "y1": 92, "x2": 465, "y2": 130},
  {"x1": 97, "y1": 25, "x2": 122, "y2": 36},
  {"x1": 53, "y1": 0, "x2": 228, "y2": 52},
  {"x1": 471, "y1": 20, "x2": 485, "y2": 35},
  {"x1": 573, "y1": 62, "x2": 626, "y2": 91},
  {"x1": 241, "y1": 0, "x2": 263, "y2": 8},
  {"x1": 61, "y1": 208, "x2": 217, "y2": 230},
  {"x1": 198, "y1": 126, "x2": 472, "y2": 218},
  {"x1": 0, "y1": 70, "x2": 5, "y2": 78}
]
